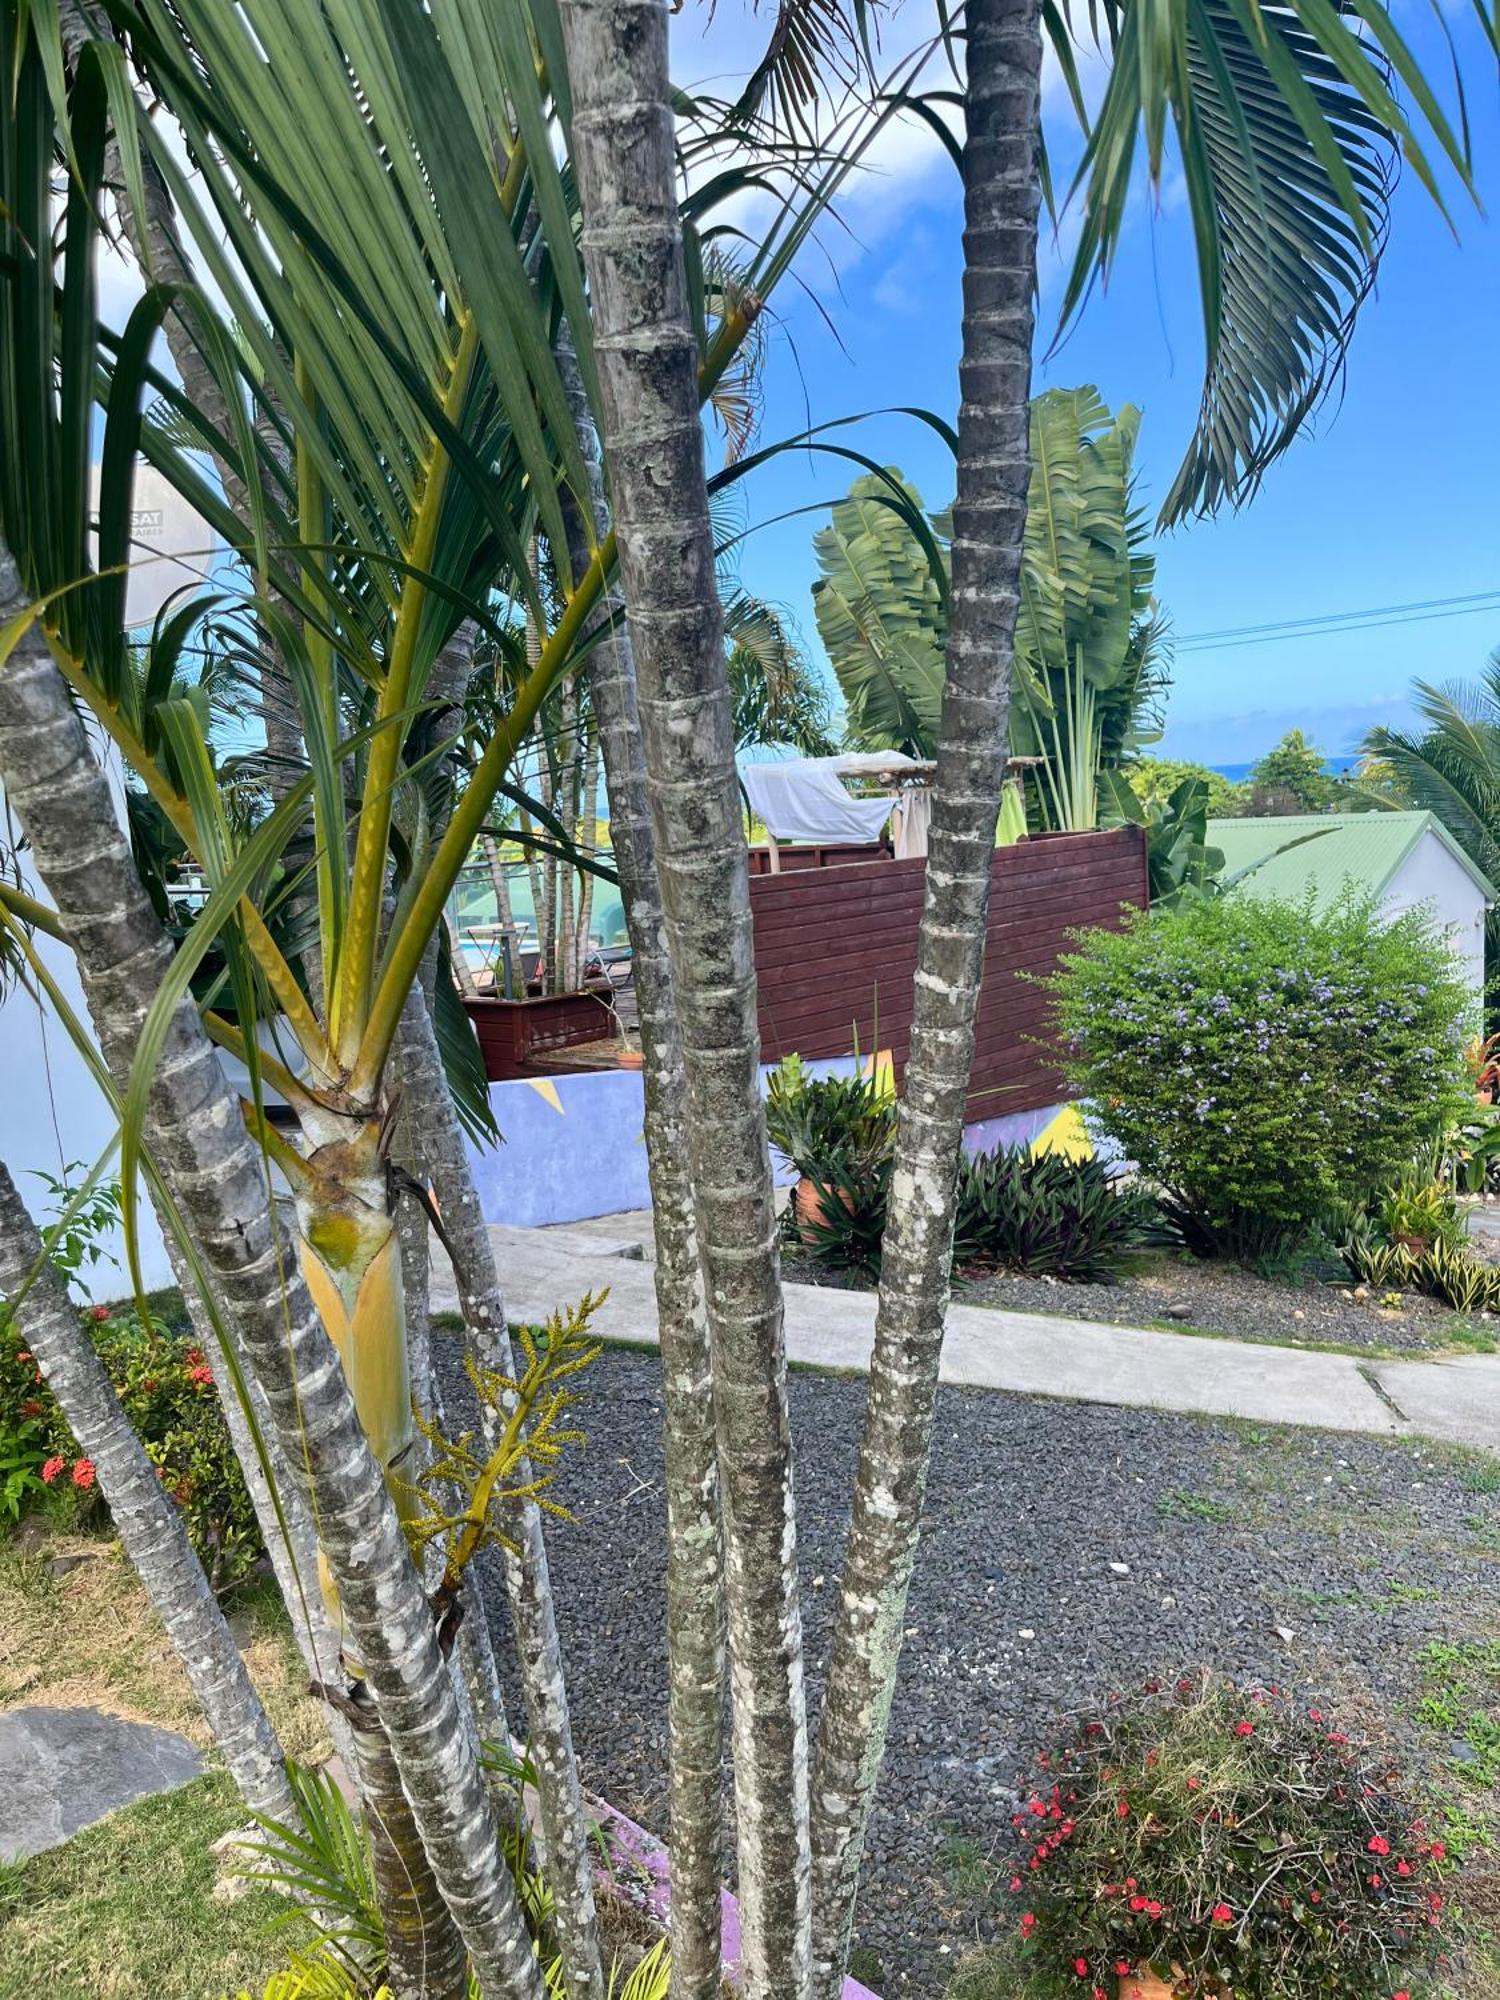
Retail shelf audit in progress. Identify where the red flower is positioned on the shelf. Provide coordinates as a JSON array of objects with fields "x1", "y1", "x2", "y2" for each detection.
[
  {"x1": 15, "y1": 1351, "x2": 30, "y2": 1363},
  {"x1": 1369, "y1": 1835, "x2": 1391, "y2": 1856},
  {"x1": 71, "y1": 1459, "x2": 96, "y2": 1490},
  {"x1": 1009, "y1": 1876, "x2": 1022, "y2": 1893},
  {"x1": 1020, "y1": 1912, "x2": 1036, "y2": 1936},
  {"x1": 1116, "y1": 1799, "x2": 1130, "y2": 1818},
  {"x1": 1074, "y1": 1960, "x2": 1089, "y2": 1978},
  {"x1": 1429, "y1": 1842, "x2": 1447, "y2": 1861},
  {"x1": 1210, "y1": 1905, "x2": 1234, "y2": 1924},
  {"x1": 1234, "y1": 1721, "x2": 1255, "y2": 1738},
  {"x1": 187, "y1": 1364, "x2": 214, "y2": 1388},
  {"x1": 19, "y1": 1400, "x2": 41, "y2": 1418},
  {"x1": 1186, "y1": 1776, "x2": 1201, "y2": 1791},
  {"x1": 1115, "y1": 1965, "x2": 1132, "y2": 1979},
  {"x1": 40, "y1": 1456, "x2": 65, "y2": 1484},
  {"x1": 89, "y1": 1304, "x2": 110, "y2": 1322}
]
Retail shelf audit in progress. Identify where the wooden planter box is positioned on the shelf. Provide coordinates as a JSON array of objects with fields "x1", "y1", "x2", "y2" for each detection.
[{"x1": 463, "y1": 991, "x2": 615, "y2": 1081}]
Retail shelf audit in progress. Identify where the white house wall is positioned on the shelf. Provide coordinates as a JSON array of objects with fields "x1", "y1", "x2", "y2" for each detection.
[
  {"x1": 1381, "y1": 829, "x2": 1488, "y2": 1012},
  {"x1": 0, "y1": 771, "x2": 175, "y2": 1295}
]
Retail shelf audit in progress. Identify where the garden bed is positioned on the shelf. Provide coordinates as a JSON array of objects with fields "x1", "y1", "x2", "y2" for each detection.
[
  {"x1": 780, "y1": 1242, "x2": 1477, "y2": 1353},
  {"x1": 954, "y1": 1251, "x2": 1473, "y2": 1354},
  {"x1": 437, "y1": 1339, "x2": 1500, "y2": 1999}
]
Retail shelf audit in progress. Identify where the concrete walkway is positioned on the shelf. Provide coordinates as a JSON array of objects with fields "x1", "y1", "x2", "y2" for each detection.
[{"x1": 432, "y1": 1222, "x2": 1500, "y2": 1452}]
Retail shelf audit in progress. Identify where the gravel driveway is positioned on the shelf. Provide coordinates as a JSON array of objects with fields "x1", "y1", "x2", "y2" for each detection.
[{"x1": 436, "y1": 1336, "x2": 1500, "y2": 1996}]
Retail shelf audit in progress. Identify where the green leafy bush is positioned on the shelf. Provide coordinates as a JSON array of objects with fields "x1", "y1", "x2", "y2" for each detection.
[
  {"x1": 764, "y1": 1054, "x2": 897, "y2": 1181},
  {"x1": 789, "y1": 1155, "x2": 892, "y2": 1280},
  {"x1": 1, "y1": 1298, "x2": 261, "y2": 1589},
  {"x1": 1003, "y1": 1676, "x2": 1446, "y2": 1999},
  {"x1": 952, "y1": 1148, "x2": 1157, "y2": 1282},
  {"x1": 1046, "y1": 895, "x2": 1472, "y2": 1262}
]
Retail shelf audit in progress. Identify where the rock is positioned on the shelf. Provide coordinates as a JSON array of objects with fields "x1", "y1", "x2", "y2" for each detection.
[
  {"x1": 1353, "y1": 1286, "x2": 1370, "y2": 1301},
  {"x1": 46, "y1": 1553, "x2": 94, "y2": 1580},
  {"x1": 1166, "y1": 1303, "x2": 1194, "y2": 1322},
  {"x1": 1109, "y1": 1562, "x2": 1131, "y2": 1576},
  {"x1": 1018, "y1": 1629, "x2": 1036, "y2": 1641},
  {"x1": 0, "y1": 1706, "x2": 203, "y2": 1864}
]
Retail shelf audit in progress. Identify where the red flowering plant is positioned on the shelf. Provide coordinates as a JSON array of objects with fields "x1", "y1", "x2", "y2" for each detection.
[
  {"x1": 1004, "y1": 1676, "x2": 1446, "y2": 1999},
  {"x1": 0, "y1": 1297, "x2": 261, "y2": 1590}
]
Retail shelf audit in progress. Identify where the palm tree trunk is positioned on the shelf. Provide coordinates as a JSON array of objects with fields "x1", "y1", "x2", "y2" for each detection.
[
  {"x1": 0, "y1": 1158, "x2": 298, "y2": 1827},
  {"x1": 0, "y1": 548, "x2": 543, "y2": 2000},
  {"x1": 572, "y1": 715, "x2": 602, "y2": 985},
  {"x1": 806, "y1": 3, "x2": 1043, "y2": 1990},
  {"x1": 558, "y1": 9, "x2": 808, "y2": 1993},
  {"x1": 390, "y1": 976, "x2": 606, "y2": 2000},
  {"x1": 556, "y1": 331, "x2": 725, "y2": 2000}
]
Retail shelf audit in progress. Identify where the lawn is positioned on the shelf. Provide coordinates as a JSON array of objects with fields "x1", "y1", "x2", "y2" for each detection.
[{"x1": 0, "y1": 1521, "x2": 326, "y2": 1999}]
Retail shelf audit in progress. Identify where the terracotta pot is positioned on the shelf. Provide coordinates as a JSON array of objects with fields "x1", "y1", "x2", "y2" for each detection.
[
  {"x1": 1118, "y1": 1970, "x2": 1178, "y2": 2000},
  {"x1": 616, "y1": 1048, "x2": 643, "y2": 1071},
  {"x1": 793, "y1": 1174, "x2": 853, "y2": 1242}
]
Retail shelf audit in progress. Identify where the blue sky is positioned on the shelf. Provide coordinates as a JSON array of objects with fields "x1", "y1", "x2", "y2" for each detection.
[{"x1": 675, "y1": 1, "x2": 1500, "y2": 766}]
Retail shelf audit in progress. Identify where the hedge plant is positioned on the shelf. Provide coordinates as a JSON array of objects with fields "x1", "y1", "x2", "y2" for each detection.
[
  {"x1": 1003, "y1": 1676, "x2": 1447, "y2": 2000},
  {"x1": 1045, "y1": 894, "x2": 1471, "y2": 1262}
]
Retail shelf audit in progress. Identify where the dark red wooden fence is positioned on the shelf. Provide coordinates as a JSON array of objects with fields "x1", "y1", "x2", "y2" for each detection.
[{"x1": 749, "y1": 826, "x2": 1148, "y2": 1122}]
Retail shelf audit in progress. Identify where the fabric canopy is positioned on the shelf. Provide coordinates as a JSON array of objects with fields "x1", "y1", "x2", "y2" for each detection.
[{"x1": 740, "y1": 756, "x2": 904, "y2": 845}]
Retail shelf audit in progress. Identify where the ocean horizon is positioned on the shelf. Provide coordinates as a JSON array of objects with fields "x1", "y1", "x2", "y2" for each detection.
[{"x1": 1210, "y1": 754, "x2": 1361, "y2": 783}]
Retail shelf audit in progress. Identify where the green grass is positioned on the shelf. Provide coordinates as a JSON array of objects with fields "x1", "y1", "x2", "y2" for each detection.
[
  {"x1": 1155, "y1": 1486, "x2": 1234, "y2": 1523},
  {"x1": 0, "y1": 1773, "x2": 304, "y2": 2000}
]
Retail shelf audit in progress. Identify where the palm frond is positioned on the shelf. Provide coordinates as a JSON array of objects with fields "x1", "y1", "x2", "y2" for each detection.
[{"x1": 1053, "y1": 0, "x2": 1470, "y2": 522}]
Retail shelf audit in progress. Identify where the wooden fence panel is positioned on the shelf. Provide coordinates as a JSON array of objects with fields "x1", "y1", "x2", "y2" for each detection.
[{"x1": 749, "y1": 827, "x2": 1148, "y2": 1119}]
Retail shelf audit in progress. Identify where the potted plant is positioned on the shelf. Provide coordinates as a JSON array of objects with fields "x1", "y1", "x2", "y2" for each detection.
[
  {"x1": 1004, "y1": 1676, "x2": 1447, "y2": 2000},
  {"x1": 764, "y1": 1055, "x2": 898, "y2": 1240}
]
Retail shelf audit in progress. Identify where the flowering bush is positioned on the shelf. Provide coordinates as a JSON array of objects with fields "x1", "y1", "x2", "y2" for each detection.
[
  {"x1": 1045, "y1": 896, "x2": 1471, "y2": 1262},
  {"x1": 1004, "y1": 1677, "x2": 1447, "y2": 2000},
  {"x1": 0, "y1": 1298, "x2": 261, "y2": 1590}
]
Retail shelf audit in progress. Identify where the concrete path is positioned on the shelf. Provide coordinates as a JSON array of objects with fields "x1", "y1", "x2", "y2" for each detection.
[{"x1": 433, "y1": 1223, "x2": 1500, "y2": 1451}]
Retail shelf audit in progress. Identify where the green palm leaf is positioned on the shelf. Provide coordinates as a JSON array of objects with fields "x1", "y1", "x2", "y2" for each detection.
[{"x1": 1055, "y1": 0, "x2": 1470, "y2": 522}]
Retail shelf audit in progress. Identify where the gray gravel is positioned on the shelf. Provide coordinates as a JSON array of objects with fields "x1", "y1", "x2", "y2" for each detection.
[{"x1": 436, "y1": 1336, "x2": 1500, "y2": 1996}]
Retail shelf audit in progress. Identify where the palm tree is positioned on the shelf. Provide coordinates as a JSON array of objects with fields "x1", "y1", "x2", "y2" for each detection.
[
  {"x1": 0, "y1": 1158, "x2": 297, "y2": 1831},
  {"x1": 0, "y1": 1, "x2": 1477, "y2": 1997},
  {"x1": 1364, "y1": 660, "x2": 1500, "y2": 1005},
  {"x1": 726, "y1": 596, "x2": 838, "y2": 757}
]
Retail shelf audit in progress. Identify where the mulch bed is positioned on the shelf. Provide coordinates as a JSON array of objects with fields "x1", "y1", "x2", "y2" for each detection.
[
  {"x1": 952, "y1": 1254, "x2": 1470, "y2": 1355},
  {"x1": 776, "y1": 1241, "x2": 1473, "y2": 1354},
  {"x1": 437, "y1": 1339, "x2": 1500, "y2": 1998}
]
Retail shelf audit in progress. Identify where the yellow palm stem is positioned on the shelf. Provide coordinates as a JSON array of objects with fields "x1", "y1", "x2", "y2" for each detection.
[
  {"x1": 46, "y1": 643, "x2": 336, "y2": 1077},
  {"x1": 349, "y1": 531, "x2": 614, "y2": 1099},
  {"x1": 332, "y1": 312, "x2": 482, "y2": 1071}
]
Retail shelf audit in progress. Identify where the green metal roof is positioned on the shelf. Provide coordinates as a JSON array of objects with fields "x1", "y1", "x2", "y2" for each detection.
[{"x1": 1206, "y1": 810, "x2": 1498, "y2": 910}]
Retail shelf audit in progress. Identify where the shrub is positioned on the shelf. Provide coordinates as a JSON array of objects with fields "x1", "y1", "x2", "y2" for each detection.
[
  {"x1": 1046, "y1": 895, "x2": 1472, "y2": 1262},
  {"x1": 789, "y1": 1154, "x2": 892, "y2": 1280},
  {"x1": 952, "y1": 1148, "x2": 1157, "y2": 1283},
  {"x1": 1003, "y1": 1676, "x2": 1446, "y2": 2000},
  {"x1": 764, "y1": 1054, "x2": 897, "y2": 1181},
  {"x1": 0, "y1": 1297, "x2": 262, "y2": 1589}
]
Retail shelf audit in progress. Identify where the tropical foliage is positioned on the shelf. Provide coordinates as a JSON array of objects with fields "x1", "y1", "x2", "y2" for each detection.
[
  {"x1": 810, "y1": 389, "x2": 1169, "y2": 825},
  {"x1": 1364, "y1": 658, "x2": 1500, "y2": 1014},
  {"x1": 0, "y1": 0, "x2": 1482, "y2": 1992},
  {"x1": 1047, "y1": 894, "x2": 1472, "y2": 1262}
]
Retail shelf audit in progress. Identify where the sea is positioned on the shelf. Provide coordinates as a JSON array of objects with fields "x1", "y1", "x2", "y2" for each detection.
[{"x1": 1210, "y1": 754, "x2": 1361, "y2": 783}]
